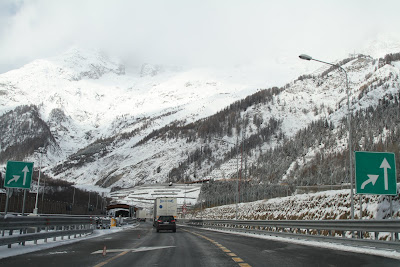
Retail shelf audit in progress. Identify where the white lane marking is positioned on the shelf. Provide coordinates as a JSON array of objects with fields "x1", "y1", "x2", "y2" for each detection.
[
  {"x1": 132, "y1": 246, "x2": 175, "y2": 253},
  {"x1": 92, "y1": 249, "x2": 130, "y2": 254},
  {"x1": 48, "y1": 251, "x2": 69, "y2": 255},
  {"x1": 91, "y1": 246, "x2": 175, "y2": 254}
]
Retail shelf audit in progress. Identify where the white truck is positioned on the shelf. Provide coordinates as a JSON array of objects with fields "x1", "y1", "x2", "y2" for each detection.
[
  {"x1": 136, "y1": 209, "x2": 147, "y2": 222},
  {"x1": 153, "y1": 197, "x2": 177, "y2": 225}
]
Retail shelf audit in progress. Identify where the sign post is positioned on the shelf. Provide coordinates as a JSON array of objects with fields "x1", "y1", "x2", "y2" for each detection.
[{"x1": 355, "y1": 152, "x2": 397, "y2": 195}]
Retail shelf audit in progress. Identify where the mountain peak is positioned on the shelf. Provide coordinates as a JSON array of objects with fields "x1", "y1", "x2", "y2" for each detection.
[
  {"x1": 51, "y1": 47, "x2": 125, "y2": 80},
  {"x1": 140, "y1": 63, "x2": 164, "y2": 77},
  {"x1": 361, "y1": 33, "x2": 400, "y2": 58}
]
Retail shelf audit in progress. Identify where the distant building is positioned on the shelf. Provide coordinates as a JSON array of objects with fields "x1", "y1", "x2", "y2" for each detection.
[{"x1": 106, "y1": 203, "x2": 135, "y2": 217}]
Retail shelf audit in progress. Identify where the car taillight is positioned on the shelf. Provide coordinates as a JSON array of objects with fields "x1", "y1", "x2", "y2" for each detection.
[
  {"x1": 157, "y1": 220, "x2": 162, "y2": 223},
  {"x1": 171, "y1": 220, "x2": 175, "y2": 223}
]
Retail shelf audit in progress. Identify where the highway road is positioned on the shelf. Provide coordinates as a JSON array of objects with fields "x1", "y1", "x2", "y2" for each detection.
[{"x1": 1, "y1": 221, "x2": 399, "y2": 266}]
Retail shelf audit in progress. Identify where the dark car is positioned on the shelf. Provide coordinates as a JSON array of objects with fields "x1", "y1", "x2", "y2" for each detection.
[{"x1": 156, "y1": 215, "x2": 176, "y2": 232}]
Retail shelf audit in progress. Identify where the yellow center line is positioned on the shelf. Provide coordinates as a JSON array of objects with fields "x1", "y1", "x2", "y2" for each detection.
[
  {"x1": 183, "y1": 229, "x2": 251, "y2": 267},
  {"x1": 92, "y1": 229, "x2": 153, "y2": 267},
  {"x1": 93, "y1": 251, "x2": 129, "y2": 267},
  {"x1": 232, "y1": 257, "x2": 244, "y2": 263}
]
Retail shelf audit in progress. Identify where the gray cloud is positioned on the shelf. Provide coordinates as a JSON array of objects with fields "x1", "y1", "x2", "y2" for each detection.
[{"x1": 1, "y1": 0, "x2": 400, "y2": 84}]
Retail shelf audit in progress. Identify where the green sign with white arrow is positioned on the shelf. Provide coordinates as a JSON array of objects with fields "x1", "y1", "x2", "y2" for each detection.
[
  {"x1": 355, "y1": 151, "x2": 397, "y2": 195},
  {"x1": 4, "y1": 161, "x2": 34, "y2": 189}
]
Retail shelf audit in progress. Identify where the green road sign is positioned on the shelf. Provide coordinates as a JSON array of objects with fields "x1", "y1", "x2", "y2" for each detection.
[
  {"x1": 355, "y1": 151, "x2": 397, "y2": 195},
  {"x1": 4, "y1": 161, "x2": 34, "y2": 189}
]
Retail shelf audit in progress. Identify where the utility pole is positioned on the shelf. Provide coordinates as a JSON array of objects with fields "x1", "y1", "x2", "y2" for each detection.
[
  {"x1": 33, "y1": 148, "x2": 44, "y2": 215},
  {"x1": 72, "y1": 187, "x2": 75, "y2": 206},
  {"x1": 88, "y1": 191, "x2": 91, "y2": 212}
]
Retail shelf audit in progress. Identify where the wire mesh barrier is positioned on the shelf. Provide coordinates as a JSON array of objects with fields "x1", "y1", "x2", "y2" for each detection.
[
  {"x1": 185, "y1": 219, "x2": 400, "y2": 251},
  {"x1": 0, "y1": 193, "x2": 105, "y2": 215}
]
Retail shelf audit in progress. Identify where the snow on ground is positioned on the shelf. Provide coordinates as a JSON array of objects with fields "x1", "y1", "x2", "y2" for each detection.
[
  {"x1": 190, "y1": 186, "x2": 400, "y2": 223},
  {"x1": 110, "y1": 183, "x2": 202, "y2": 210},
  {"x1": 74, "y1": 184, "x2": 111, "y2": 195}
]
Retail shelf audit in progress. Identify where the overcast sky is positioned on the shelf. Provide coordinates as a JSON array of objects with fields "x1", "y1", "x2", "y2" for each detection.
[{"x1": 1, "y1": 0, "x2": 400, "y2": 84}]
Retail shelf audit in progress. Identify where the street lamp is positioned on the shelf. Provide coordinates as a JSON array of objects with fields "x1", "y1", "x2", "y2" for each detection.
[
  {"x1": 214, "y1": 137, "x2": 240, "y2": 220},
  {"x1": 299, "y1": 54, "x2": 354, "y2": 220}
]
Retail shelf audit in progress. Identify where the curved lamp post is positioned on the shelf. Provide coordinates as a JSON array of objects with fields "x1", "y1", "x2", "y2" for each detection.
[{"x1": 299, "y1": 54, "x2": 354, "y2": 220}]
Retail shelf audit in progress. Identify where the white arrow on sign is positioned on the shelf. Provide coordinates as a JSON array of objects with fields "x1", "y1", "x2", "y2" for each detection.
[
  {"x1": 361, "y1": 174, "x2": 379, "y2": 189},
  {"x1": 22, "y1": 165, "x2": 30, "y2": 185},
  {"x1": 7, "y1": 175, "x2": 20, "y2": 184},
  {"x1": 380, "y1": 158, "x2": 391, "y2": 190}
]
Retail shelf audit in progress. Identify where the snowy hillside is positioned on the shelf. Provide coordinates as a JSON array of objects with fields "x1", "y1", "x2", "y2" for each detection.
[
  {"x1": 0, "y1": 47, "x2": 266, "y2": 173},
  {"x1": 193, "y1": 185, "x2": 400, "y2": 222},
  {"x1": 361, "y1": 33, "x2": 400, "y2": 59},
  {"x1": 88, "y1": 53, "x2": 399, "y2": 190},
  {"x1": 109, "y1": 183, "x2": 202, "y2": 209},
  {"x1": 0, "y1": 42, "x2": 399, "y2": 201}
]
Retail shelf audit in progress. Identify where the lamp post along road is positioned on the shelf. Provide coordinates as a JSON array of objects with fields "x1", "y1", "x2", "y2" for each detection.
[{"x1": 299, "y1": 54, "x2": 354, "y2": 220}]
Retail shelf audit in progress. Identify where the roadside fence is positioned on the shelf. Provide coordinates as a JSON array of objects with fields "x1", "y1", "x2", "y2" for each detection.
[{"x1": 185, "y1": 219, "x2": 400, "y2": 251}]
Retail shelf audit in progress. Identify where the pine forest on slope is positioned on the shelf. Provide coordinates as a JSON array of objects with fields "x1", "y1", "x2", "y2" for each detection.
[{"x1": 0, "y1": 50, "x2": 400, "y2": 208}]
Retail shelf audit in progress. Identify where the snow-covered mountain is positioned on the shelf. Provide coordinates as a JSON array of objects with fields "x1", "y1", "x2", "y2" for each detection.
[
  {"x1": 361, "y1": 33, "x2": 400, "y2": 59},
  {"x1": 0, "y1": 47, "x2": 270, "y2": 183},
  {"x1": 0, "y1": 41, "x2": 399, "y2": 199}
]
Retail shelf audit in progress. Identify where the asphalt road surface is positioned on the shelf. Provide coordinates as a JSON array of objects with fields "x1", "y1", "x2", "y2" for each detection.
[{"x1": 1, "y1": 221, "x2": 399, "y2": 267}]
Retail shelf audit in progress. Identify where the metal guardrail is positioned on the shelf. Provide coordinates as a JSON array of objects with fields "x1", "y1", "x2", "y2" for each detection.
[
  {"x1": 0, "y1": 215, "x2": 95, "y2": 247},
  {"x1": 185, "y1": 219, "x2": 400, "y2": 251}
]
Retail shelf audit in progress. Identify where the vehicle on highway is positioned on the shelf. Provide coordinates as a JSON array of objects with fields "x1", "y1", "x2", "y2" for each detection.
[
  {"x1": 153, "y1": 197, "x2": 177, "y2": 225},
  {"x1": 136, "y1": 209, "x2": 147, "y2": 222},
  {"x1": 156, "y1": 215, "x2": 176, "y2": 232}
]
